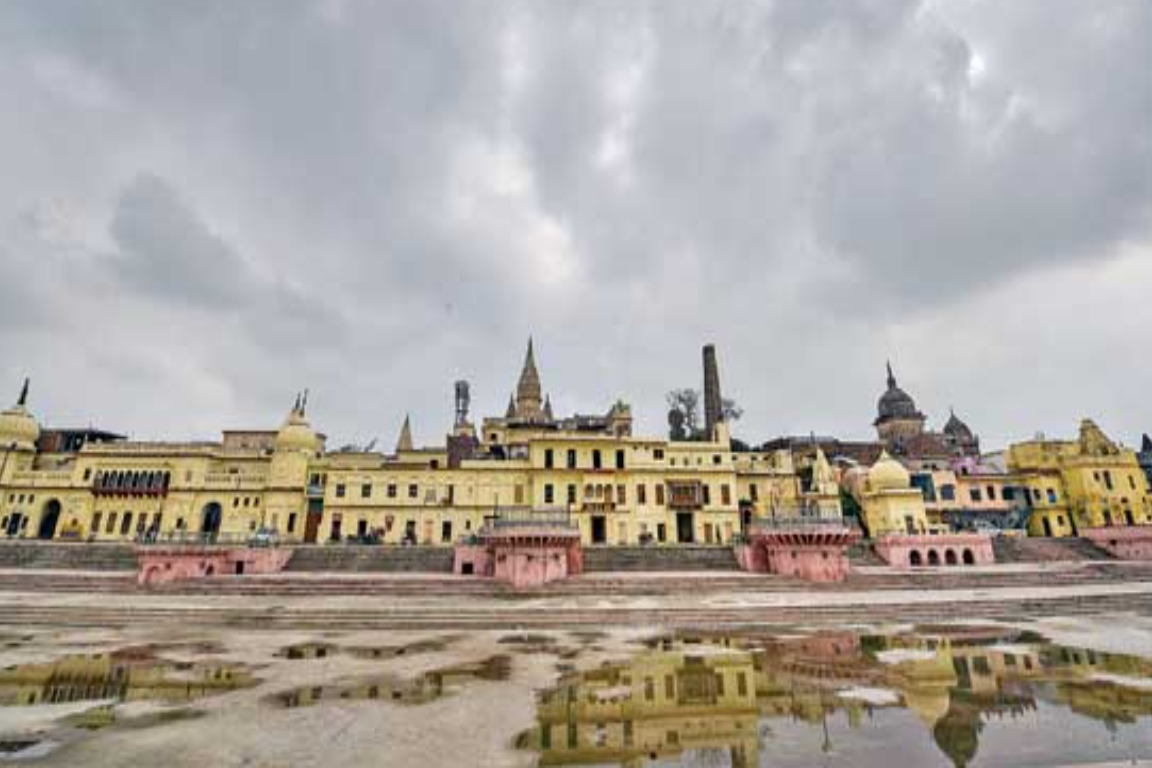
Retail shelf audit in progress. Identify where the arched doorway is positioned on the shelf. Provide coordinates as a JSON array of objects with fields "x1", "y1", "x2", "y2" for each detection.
[
  {"x1": 200, "y1": 502, "x2": 223, "y2": 541},
  {"x1": 944, "y1": 549, "x2": 958, "y2": 566},
  {"x1": 927, "y1": 549, "x2": 940, "y2": 566},
  {"x1": 962, "y1": 549, "x2": 975, "y2": 565},
  {"x1": 37, "y1": 500, "x2": 62, "y2": 540},
  {"x1": 909, "y1": 550, "x2": 923, "y2": 567}
]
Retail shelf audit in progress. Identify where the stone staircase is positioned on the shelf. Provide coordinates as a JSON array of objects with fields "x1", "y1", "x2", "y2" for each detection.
[
  {"x1": 847, "y1": 541, "x2": 886, "y2": 567},
  {"x1": 0, "y1": 541, "x2": 137, "y2": 571},
  {"x1": 283, "y1": 545, "x2": 455, "y2": 573},
  {"x1": 582, "y1": 546, "x2": 740, "y2": 572},
  {"x1": 992, "y1": 536, "x2": 1114, "y2": 563}
]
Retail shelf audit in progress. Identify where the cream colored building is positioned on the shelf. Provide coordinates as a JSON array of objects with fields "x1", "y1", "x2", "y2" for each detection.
[{"x1": 0, "y1": 344, "x2": 811, "y2": 547}]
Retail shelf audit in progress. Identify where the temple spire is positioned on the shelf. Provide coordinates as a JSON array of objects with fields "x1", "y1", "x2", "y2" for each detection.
[
  {"x1": 17, "y1": 378, "x2": 28, "y2": 407},
  {"x1": 293, "y1": 392, "x2": 301, "y2": 414},
  {"x1": 505, "y1": 393, "x2": 516, "y2": 418},
  {"x1": 886, "y1": 361, "x2": 896, "y2": 389},
  {"x1": 301, "y1": 388, "x2": 309, "y2": 416},
  {"x1": 396, "y1": 414, "x2": 414, "y2": 452},
  {"x1": 514, "y1": 337, "x2": 543, "y2": 418}
]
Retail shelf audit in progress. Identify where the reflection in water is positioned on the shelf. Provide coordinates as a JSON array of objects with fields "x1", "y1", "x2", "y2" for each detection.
[
  {"x1": 0, "y1": 648, "x2": 256, "y2": 707},
  {"x1": 520, "y1": 628, "x2": 1152, "y2": 767},
  {"x1": 270, "y1": 655, "x2": 512, "y2": 709}
]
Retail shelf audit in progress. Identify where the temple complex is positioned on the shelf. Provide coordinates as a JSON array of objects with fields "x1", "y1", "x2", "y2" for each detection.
[{"x1": 1, "y1": 344, "x2": 1150, "y2": 586}]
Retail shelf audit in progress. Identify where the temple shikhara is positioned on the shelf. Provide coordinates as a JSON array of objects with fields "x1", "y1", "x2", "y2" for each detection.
[{"x1": 2, "y1": 341, "x2": 1151, "y2": 587}]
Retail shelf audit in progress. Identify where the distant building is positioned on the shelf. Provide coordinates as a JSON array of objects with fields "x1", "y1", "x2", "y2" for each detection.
[{"x1": 1007, "y1": 420, "x2": 1152, "y2": 537}]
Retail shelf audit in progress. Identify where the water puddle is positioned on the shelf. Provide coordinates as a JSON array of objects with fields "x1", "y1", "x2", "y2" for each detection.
[
  {"x1": 277, "y1": 642, "x2": 336, "y2": 660},
  {"x1": 268, "y1": 654, "x2": 512, "y2": 709},
  {"x1": 346, "y1": 639, "x2": 450, "y2": 660},
  {"x1": 0, "y1": 647, "x2": 257, "y2": 707},
  {"x1": 519, "y1": 627, "x2": 1152, "y2": 767}
]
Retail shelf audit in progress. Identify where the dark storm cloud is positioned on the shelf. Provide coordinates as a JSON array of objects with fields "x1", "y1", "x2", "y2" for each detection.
[{"x1": 0, "y1": 0, "x2": 1149, "y2": 448}]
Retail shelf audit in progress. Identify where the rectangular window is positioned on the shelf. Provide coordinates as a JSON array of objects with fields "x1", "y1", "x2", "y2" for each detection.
[
  {"x1": 567, "y1": 449, "x2": 577, "y2": 469},
  {"x1": 737, "y1": 672, "x2": 748, "y2": 696},
  {"x1": 92, "y1": 511, "x2": 103, "y2": 534},
  {"x1": 120, "y1": 512, "x2": 133, "y2": 536},
  {"x1": 615, "y1": 449, "x2": 625, "y2": 470},
  {"x1": 335, "y1": 484, "x2": 346, "y2": 499},
  {"x1": 713, "y1": 454, "x2": 721, "y2": 465},
  {"x1": 544, "y1": 449, "x2": 554, "y2": 469},
  {"x1": 83, "y1": 468, "x2": 92, "y2": 481},
  {"x1": 287, "y1": 512, "x2": 297, "y2": 533},
  {"x1": 616, "y1": 485, "x2": 626, "y2": 505},
  {"x1": 1047, "y1": 488, "x2": 1058, "y2": 504},
  {"x1": 408, "y1": 484, "x2": 418, "y2": 499},
  {"x1": 592, "y1": 450, "x2": 602, "y2": 470},
  {"x1": 387, "y1": 484, "x2": 397, "y2": 498},
  {"x1": 544, "y1": 484, "x2": 554, "y2": 504},
  {"x1": 941, "y1": 485, "x2": 956, "y2": 501},
  {"x1": 656, "y1": 484, "x2": 665, "y2": 506},
  {"x1": 970, "y1": 488, "x2": 982, "y2": 503},
  {"x1": 987, "y1": 485, "x2": 996, "y2": 501},
  {"x1": 654, "y1": 449, "x2": 664, "y2": 461},
  {"x1": 567, "y1": 484, "x2": 576, "y2": 505},
  {"x1": 749, "y1": 483, "x2": 758, "y2": 501},
  {"x1": 514, "y1": 485, "x2": 524, "y2": 505},
  {"x1": 721, "y1": 484, "x2": 731, "y2": 505},
  {"x1": 361, "y1": 484, "x2": 371, "y2": 499},
  {"x1": 106, "y1": 512, "x2": 117, "y2": 534},
  {"x1": 1104, "y1": 471, "x2": 1114, "y2": 491},
  {"x1": 638, "y1": 484, "x2": 647, "y2": 505},
  {"x1": 702, "y1": 485, "x2": 711, "y2": 505}
]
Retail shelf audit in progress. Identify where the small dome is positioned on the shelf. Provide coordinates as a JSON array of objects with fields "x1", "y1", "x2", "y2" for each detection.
[
  {"x1": 868, "y1": 451, "x2": 910, "y2": 491},
  {"x1": 943, "y1": 409, "x2": 972, "y2": 439},
  {"x1": 0, "y1": 404, "x2": 39, "y2": 451},
  {"x1": 275, "y1": 400, "x2": 319, "y2": 454}
]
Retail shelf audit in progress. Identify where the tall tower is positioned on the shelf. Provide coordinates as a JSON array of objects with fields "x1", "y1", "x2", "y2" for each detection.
[
  {"x1": 703, "y1": 344, "x2": 723, "y2": 439},
  {"x1": 454, "y1": 380, "x2": 470, "y2": 427},
  {"x1": 513, "y1": 337, "x2": 543, "y2": 420}
]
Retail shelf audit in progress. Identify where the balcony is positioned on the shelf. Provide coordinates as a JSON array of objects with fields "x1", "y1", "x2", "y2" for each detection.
[{"x1": 486, "y1": 507, "x2": 576, "y2": 530}]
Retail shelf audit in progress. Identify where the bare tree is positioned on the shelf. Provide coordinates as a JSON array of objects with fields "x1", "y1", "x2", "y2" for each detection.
[
  {"x1": 721, "y1": 398, "x2": 744, "y2": 423},
  {"x1": 666, "y1": 388, "x2": 701, "y2": 440},
  {"x1": 666, "y1": 389, "x2": 743, "y2": 441}
]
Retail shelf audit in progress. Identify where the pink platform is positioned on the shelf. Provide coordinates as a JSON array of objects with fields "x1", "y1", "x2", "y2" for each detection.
[
  {"x1": 736, "y1": 524, "x2": 861, "y2": 582},
  {"x1": 454, "y1": 526, "x2": 583, "y2": 589},
  {"x1": 873, "y1": 532, "x2": 994, "y2": 568},
  {"x1": 136, "y1": 546, "x2": 293, "y2": 586},
  {"x1": 1080, "y1": 526, "x2": 1152, "y2": 560}
]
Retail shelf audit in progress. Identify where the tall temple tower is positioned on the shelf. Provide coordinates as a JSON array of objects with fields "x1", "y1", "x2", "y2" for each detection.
[
  {"x1": 512, "y1": 338, "x2": 545, "y2": 422},
  {"x1": 702, "y1": 344, "x2": 723, "y2": 439}
]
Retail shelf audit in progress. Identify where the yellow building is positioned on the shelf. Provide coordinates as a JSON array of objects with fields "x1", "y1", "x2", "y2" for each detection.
[
  {"x1": 856, "y1": 451, "x2": 932, "y2": 537},
  {"x1": 0, "y1": 344, "x2": 805, "y2": 547},
  {"x1": 1007, "y1": 419, "x2": 1152, "y2": 537}
]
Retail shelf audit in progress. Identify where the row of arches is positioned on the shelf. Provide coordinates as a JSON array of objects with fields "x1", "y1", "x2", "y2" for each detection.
[
  {"x1": 94, "y1": 470, "x2": 171, "y2": 495},
  {"x1": 909, "y1": 547, "x2": 976, "y2": 567}
]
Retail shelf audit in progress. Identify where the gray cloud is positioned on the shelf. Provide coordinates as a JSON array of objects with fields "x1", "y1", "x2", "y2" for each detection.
[{"x1": 0, "y1": 0, "x2": 1150, "y2": 450}]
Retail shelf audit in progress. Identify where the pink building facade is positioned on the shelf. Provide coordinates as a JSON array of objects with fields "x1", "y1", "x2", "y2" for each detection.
[
  {"x1": 873, "y1": 532, "x2": 994, "y2": 568},
  {"x1": 136, "y1": 545, "x2": 292, "y2": 586},
  {"x1": 454, "y1": 526, "x2": 583, "y2": 588},
  {"x1": 1080, "y1": 526, "x2": 1152, "y2": 560},
  {"x1": 736, "y1": 524, "x2": 860, "y2": 582}
]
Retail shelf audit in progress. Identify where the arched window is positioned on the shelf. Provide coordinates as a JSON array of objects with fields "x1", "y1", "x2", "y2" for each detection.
[
  {"x1": 909, "y1": 550, "x2": 923, "y2": 567},
  {"x1": 927, "y1": 549, "x2": 940, "y2": 566},
  {"x1": 962, "y1": 548, "x2": 975, "y2": 565},
  {"x1": 945, "y1": 549, "x2": 958, "y2": 565}
]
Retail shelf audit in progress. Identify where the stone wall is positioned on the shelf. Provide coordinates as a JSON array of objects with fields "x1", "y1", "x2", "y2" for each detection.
[{"x1": 1080, "y1": 526, "x2": 1152, "y2": 560}]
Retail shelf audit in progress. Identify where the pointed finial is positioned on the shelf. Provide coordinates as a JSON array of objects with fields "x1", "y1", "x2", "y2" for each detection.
[
  {"x1": 17, "y1": 377, "x2": 29, "y2": 407},
  {"x1": 293, "y1": 392, "x2": 301, "y2": 413},
  {"x1": 396, "y1": 413, "x2": 414, "y2": 452},
  {"x1": 301, "y1": 388, "x2": 309, "y2": 415},
  {"x1": 886, "y1": 361, "x2": 896, "y2": 388}
]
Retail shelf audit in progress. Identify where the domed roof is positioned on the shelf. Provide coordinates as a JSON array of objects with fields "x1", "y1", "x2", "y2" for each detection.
[
  {"x1": 875, "y1": 363, "x2": 923, "y2": 424},
  {"x1": 868, "y1": 450, "x2": 911, "y2": 492},
  {"x1": 943, "y1": 408, "x2": 973, "y2": 439},
  {"x1": 0, "y1": 379, "x2": 40, "y2": 451},
  {"x1": 275, "y1": 393, "x2": 319, "y2": 454}
]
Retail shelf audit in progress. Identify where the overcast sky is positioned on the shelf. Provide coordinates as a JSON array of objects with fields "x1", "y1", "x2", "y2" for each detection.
[{"x1": 1, "y1": 1, "x2": 1150, "y2": 452}]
